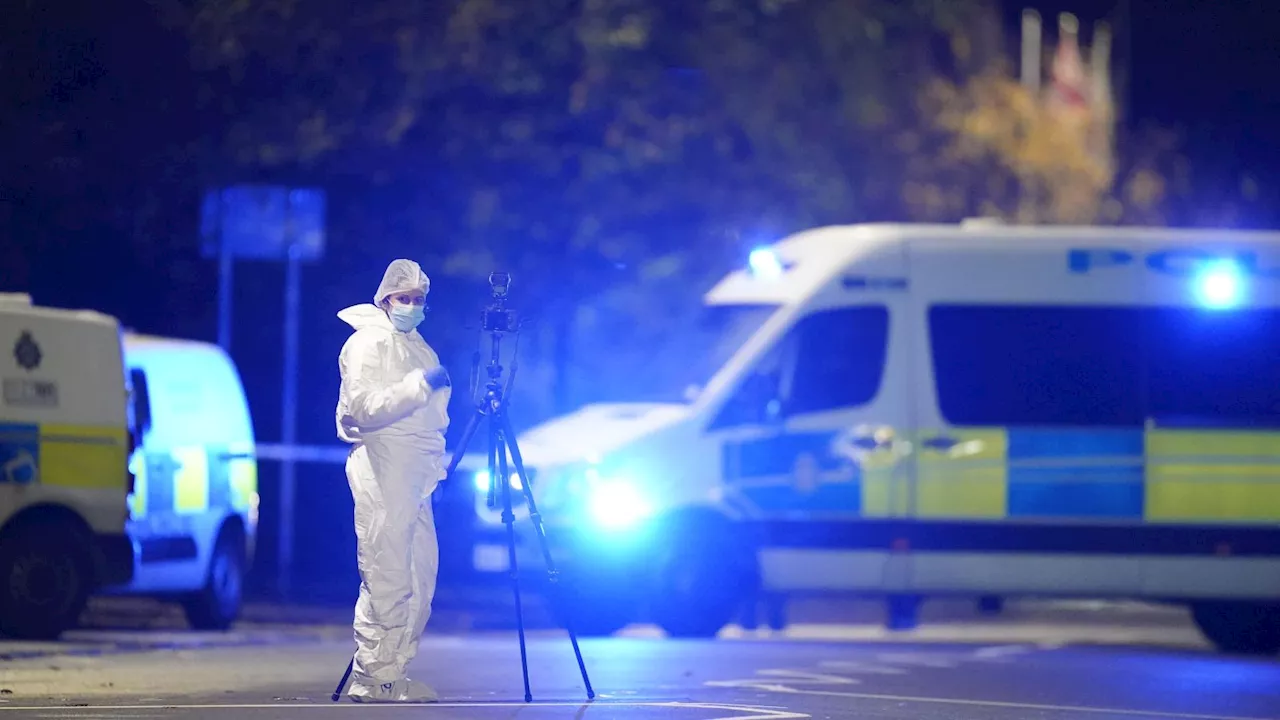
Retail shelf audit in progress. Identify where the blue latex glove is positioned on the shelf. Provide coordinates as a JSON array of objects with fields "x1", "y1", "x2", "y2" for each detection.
[{"x1": 425, "y1": 365, "x2": 451, "y2": 391}]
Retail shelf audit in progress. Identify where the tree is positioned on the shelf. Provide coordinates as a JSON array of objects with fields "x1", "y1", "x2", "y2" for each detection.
[
  {"x1": 900, "y1": 9, "x2": 1188, "y2": 227},
  {"x1": 904, "y1": 67, "x2": 1186, "y2": 225},
  {"x1": 161, "y1": 0, "x2": 1184, "y2": 420}
]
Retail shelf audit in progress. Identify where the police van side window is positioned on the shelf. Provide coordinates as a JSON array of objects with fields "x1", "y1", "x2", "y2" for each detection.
[
  {"x1": 709, "y1": 336, "x2": 791, "y2": 430},
  {"x1": 1146, "y1": 307, "x2": 1280, "y2": 428},
  {"x1": 785, "y1": 306, "x2": 890, "y2": 415},
  {"x1": 930, "y1": 304, "x2": 1280, "y2": 428},
  {"x1": 708, "y1": 306, "x2": 889, "y2": 429},
  {"x1": 928, "y1": 305, "x2": 1146, "y2": 426}
]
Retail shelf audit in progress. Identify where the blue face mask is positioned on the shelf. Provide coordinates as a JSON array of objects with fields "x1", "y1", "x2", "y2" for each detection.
[{"x1": 389, "y1": 304, "x2": 425, "y2": 332}]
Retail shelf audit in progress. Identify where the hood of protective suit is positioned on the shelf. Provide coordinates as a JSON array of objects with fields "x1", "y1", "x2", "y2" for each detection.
[
  {"x1": 511, "y1": 402, "x2": 691, "y2": 467},
  {"x1": 375, "y1": 259, "x2": 430, "y2": 307},
  {"x1": 338, "y1": 303, "x2": 397, "y2": 332}
]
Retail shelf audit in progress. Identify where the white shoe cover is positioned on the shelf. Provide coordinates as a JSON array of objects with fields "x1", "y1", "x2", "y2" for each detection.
[{"x1": 348, "y1": 678, "x2": 439, "y2": 703}]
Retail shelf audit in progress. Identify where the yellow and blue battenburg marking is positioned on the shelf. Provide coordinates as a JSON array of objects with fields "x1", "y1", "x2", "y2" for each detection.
[
  {"x1": 923, "y1": 426, "x2": 1280, "y2": 524},
  {"x1": 724, "y1": 425, "x2": 1280, "y2": 524},
  {"x1": 1006, "y1": 428, "x2": 1144, "y2": 519},
  {"x1": 0, "y1": 421, "x2": 128, "y2": 489},
  {"x1": 130, "y1": 444, "x2": 257, "y2": 519},
  {"x1": 915, "y1": 427, "x2": 1007, "y2": 518},
  {"x1": 1145, "y1": 429, "x2": 1280, "y2": 523},
  {"x1": 915, "y1": 427, "x2": 1148, "y2": 520}
]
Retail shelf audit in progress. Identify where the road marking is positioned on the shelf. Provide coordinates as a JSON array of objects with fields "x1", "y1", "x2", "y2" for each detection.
[
  {"x1": 869, "y1": 651, "x2": 959, "y2": 668},
  {"x1": 972, "y1": 644, "x2": 1032, "y2": 660},
  {"x1": 816, "y1": 660, "x2": 907, "y2": 675},
  {"x1": 756, "y1": 670, "x2": 862, "y2": 685},
  {"x1": 706, "y1": 646, "x2": 1277, "y2": 720},
  {"x1": 704, "y1": 682, "x2": 1277, "y2": 720},
  {"x1": 0, "y1": 701, "x2": 809, "y2": 720},
  {"x1": 713, "y1": 645, "x2": 1040, "y2": 691}
]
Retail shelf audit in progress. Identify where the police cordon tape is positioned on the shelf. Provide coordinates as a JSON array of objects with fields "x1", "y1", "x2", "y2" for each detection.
[
  {"x1": 254, "y1": 443, "x2": 476, "y2": 466},
  {"x1": 253, "y1": 443, "x2": 350, "y2": 464}
]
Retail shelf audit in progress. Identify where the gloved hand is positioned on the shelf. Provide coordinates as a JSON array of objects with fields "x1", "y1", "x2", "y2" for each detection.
[{"x1": 425, "y1": 365, "x2": 451, "y2": 391}]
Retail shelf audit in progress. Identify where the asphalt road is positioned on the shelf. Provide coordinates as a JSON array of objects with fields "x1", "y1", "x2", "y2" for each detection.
[{"x1": 1, "y1": 603, "x2": 1278, "y2": 720}]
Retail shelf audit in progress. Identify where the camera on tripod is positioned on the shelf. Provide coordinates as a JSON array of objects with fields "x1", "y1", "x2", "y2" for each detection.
[
  {"x1": 482, "y1": 271, "x2": 519, "y2": 334},
  {"x1": 437, "y1": 268, "x2": 595, "y2": 703}
]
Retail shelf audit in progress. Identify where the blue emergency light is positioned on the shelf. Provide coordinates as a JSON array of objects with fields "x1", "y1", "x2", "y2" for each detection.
[
  {"x1": 1193, "y1": 259, "x2": 1245, "y2": 309},
  {"x1": 749, "y1": 247, "x2": 784, "y2": 279}
]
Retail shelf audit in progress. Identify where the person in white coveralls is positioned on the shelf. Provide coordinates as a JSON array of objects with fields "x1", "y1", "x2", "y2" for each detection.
[{"x1": 334, "y1": 259, "x2": 452, "y2": 703}]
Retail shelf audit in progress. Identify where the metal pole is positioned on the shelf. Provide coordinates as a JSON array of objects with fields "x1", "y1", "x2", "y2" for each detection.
[
  {"x1": 1021, "y1": 8, "x2": 1042, "y2": 93},
  {"x1": 279, "y1": 216, "x2": 301, "y2": 599},
  {"x1": 1019, "y1": 9, "x2": 1043, "y2": 223},
  {"x1": 217, "y1": 192, "x2": 234, "y2": 351}
]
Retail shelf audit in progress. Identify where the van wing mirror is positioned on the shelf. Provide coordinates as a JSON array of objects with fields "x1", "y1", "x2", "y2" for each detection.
[
  {"x1": 743, "y1": 371, "x2": 782, "y2": 424},
  {"x1": 129, "y1": 368, "x2": 152, "y2": 440}
]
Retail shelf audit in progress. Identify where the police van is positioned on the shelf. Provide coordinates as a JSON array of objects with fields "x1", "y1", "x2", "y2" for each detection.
[
  {"x1": 109, "y1": 333, "x2": 259, "y2": 630},
  {"x1": 460, "y1": 221, "x2": 1280, "y2": 655},
  {"x1": 0, "y1": 293, "x2": 135, "y2": 639}
]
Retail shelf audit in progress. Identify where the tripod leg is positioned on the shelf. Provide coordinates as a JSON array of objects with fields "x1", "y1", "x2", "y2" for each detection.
[
  {"x1": 331, "y1": 656, "x2": 354, "y2": 702},
  {"x1": 444, "y1": 405, "x2": 486, "y2": 479},
  {"x1": 486, "y1": 413, "x2": 499, "y2": 509},
  {"x1": 499, "y1": 410, "x2": 596, "y2": 701},
  {"x1": 436, "y1": 406, "x2": 488, "y2": 510},
  {"x1": 496, "y1": 424, "x2": 533, "y2": 703}
]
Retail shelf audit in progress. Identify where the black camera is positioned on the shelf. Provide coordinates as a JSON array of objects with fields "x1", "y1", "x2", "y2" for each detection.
[
  {"x1": 482, "y1": 271, "x2": 518, "y2": 333},
  {"x1": 483, "y1": 308, "x2": 517, "y2": 333},
  {"x1": 489, "y1": 271, "x2": 511, "y2": 297}
]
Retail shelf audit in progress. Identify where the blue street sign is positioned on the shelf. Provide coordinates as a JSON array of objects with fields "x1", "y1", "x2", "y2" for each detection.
[{"x1": 200, "y1": 185, "x2": 326, "y2": 261}]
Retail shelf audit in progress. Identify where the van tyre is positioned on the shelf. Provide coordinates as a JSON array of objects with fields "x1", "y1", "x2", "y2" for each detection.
[
  {"x1": 556, "y1": 579, "x2": 636, "y2": 637},
  {"x1": 0, "y1": 514, "x2": 93, "y2": 640},
  {"x1": 648, "y1": 514, "x2": 756, "y2": 638},
  {"x1": 886, "y1": 594, "x2": 921, "y2": 631},
  {"x1": 978, "y1": 595, "x2": 1004, "y2": 615},
  {"x1": 1192, "y1": 601, "x2": 1280, "y2": 656},
  {"x1": 183, "y1": 525, "x2": 245, "y2": 631}
]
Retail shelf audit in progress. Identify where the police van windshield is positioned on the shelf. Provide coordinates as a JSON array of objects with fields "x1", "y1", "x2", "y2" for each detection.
[{"x1": 605, "y1": 303, "x2": 780, "y2": 404}]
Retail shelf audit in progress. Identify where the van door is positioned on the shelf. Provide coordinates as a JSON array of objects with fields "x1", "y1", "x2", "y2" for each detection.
[
  {"x1": 126, "y1": 365, "x2": 198, "y2": 568},
  {"x1": 914, "y1": 301, "x2": 1148, "y2": 597},
  {"x1": 710, "y1": 300, "x2": 911, "y2": 593}
]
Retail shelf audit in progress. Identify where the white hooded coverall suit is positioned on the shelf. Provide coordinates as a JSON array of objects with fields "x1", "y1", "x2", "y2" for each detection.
[{"x1": 335, "y1": 260, "x2": 451, "y2": 700}]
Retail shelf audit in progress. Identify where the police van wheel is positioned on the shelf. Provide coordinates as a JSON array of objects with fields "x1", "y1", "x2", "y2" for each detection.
[
  {"x1": 648, "y1": 514, "x2": 755, "y2": 638},
  {"x1": 559, "y1": 587, "x2": 635, "y2": 637},
  {"x1": 183, "y1": 526, "x2": 245, "y2": 631},
  {"x1": 1192, "y1": 601, "x2": 1280, "y2": 656},
  {"x1": 554, "y1": 555, "x2": 638, "y2": 637},
  {"x1": 0, "y1": 514, "x2": 93, "y2": 640}
]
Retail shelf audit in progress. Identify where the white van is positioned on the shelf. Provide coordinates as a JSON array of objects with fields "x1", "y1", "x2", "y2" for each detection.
[
  {"x1": 104, "y1": 334, "x2": 259, "y2": 630},
  {"x1": 0, "y1": 294, "x2": 135, "y2": 639},
  {"x1": 458, "y1": 222, "x2": 1280, "y2": 655}
]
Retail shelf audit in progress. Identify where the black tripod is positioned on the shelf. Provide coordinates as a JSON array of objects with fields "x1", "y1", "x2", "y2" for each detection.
[
  {"x1": 331, "y1": 272, "x2": 594, "y2": 704},
  {"x1": 443, "y1": 325, "x2": 595, "y2": 702}
]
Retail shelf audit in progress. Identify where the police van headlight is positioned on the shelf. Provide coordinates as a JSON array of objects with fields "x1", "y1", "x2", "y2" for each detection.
[
  {"x1": 474, "y1": 460, "x2": 655, "y2": 529},
  {"x1": 586, "y1": 477, "x2": 653, "y2": 529},
  {"x1": 472, "y1": 468, "x2": 523, "y2": 492}
]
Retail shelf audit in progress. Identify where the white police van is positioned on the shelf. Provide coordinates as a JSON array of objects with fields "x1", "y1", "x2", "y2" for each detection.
[
  {"x1": 106, "y1": 333, "x2": 259, "y2": 630},
  {"x1": 0, "y1": 294, "x2": 135, "y2": 639},
  {"x1": 460, "y1": 221, "x2": 1280, "y2": 654},
  {"x1": 0, "y1": 296, "x2": 258, "y2": 636}
]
